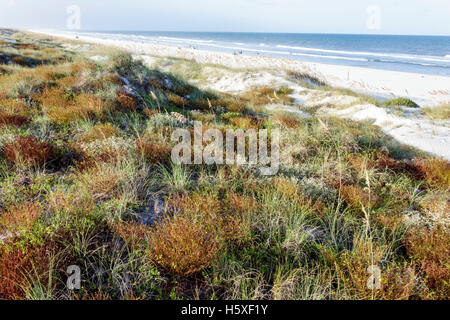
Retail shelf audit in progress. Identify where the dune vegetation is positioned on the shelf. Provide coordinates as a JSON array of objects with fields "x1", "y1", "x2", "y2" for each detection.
[{"x1": 0, "y1": 31, "x2": 449, "y2": 300}]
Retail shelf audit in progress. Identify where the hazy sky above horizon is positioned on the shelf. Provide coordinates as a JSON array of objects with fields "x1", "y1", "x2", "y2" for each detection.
[{"x1": 2, "y1": 0, "x2": 450, "y2": 35}]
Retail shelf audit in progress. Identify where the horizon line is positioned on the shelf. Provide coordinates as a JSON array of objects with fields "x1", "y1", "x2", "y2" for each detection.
[{"x1": 9, "y1": 27, "x2": 450, "y2": 38}]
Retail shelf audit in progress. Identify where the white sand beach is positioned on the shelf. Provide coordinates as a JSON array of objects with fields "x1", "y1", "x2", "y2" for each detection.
[{"x1": 30, "y1": 30, "x2": 450, "y2": 161}]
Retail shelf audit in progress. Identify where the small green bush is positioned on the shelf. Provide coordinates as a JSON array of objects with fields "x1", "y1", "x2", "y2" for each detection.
[{"x1": 383, "y1": 98, "x2": 420, "y2": 108}]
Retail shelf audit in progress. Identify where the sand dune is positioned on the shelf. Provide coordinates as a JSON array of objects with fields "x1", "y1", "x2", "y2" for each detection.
[
  {"x1": 29, "y1": 30, "x2": 450, "y2": 160},
  {"x1": 30, "y1": 30, "x2": 450, "y2": 107}
]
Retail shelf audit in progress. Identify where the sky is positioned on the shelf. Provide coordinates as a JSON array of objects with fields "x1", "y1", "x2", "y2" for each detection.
[{"x1": 2, "y1": 0, "x2": 450, "y2": 35}]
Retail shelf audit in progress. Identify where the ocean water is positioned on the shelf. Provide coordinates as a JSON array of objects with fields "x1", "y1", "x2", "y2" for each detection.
[{"x1": 75, "y1": 31, "x2": 450, "y2": 76}]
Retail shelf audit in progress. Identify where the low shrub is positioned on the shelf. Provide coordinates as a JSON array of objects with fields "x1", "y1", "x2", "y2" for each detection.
[
  {"x1": 340, "y1": 185, "x2": 378, "y2": 214},
  {"x1": 195, "y1": 99, "x2": 212, "y2": 111},
  {"x1": 215, "y1": 99, "x2": 246, "y2": 113},
  {"x1": 75, "y1": 164, "x2": 125, "y2": 201},
  {"x1": 136, "y1": 138, "x2": 172, "y2": 165},
  {"x1": 230, "y1": 116, "x2": 261, "y2": 129},
  {"x1": 39, "y1": 87, "x2": 72, "y2": 109},
  {"x1": 116, "y1": 90, "x2": 138, "y2": 110},
  {"x1": 147, "y1": 216, "x2": 220, "y2": 275},
  {"x1": 383, "y1": 98, "x2": 420, "y2": 108},
  {"x1": 12, "y1": 56, "x2": 28, "y2": 66},
  {"x1": 414, "y1": 158, "x2": 450, "y2": 189},
  {"x1": 81, "y1": 123, "x2": 120, "y2": 143},
  {"x1": 168, "y1": 93, "x2": 188, "y2": 109},
  {"x1": 405, "y1": 227, "x2": 450, "y2": 299},
  {"x1": 0, "y1": 202, "x2": 42, "y2": 236},
  {"x1": 0, "y1": 66, "x2": 9, "y2": 75},
  {"x1": 147, "y1": 113, "x2": 181, "y2": 128},
  {"x1": 47, "y1": 189, "x2": 94, "y2": 216},
  {"x1": 43, "y1": 93, "x2": 106, "y2": 124},
  {"x1": 0, "y1": 244, "x2": 52, "y2": 300},
  {"x1": 3, "y1": 136, "x2": 53, "y2": 168},
  {"x1": 73, "y1": 136, "x2": 131, "y2": 170},
  {"x1": 321, "y1": 238, "x2": 419, "y2": 300},
  {"x1": 112, "y1": 221, "x2": 149, "y2": 249},
  {"x1": 423, "y1": 105, "x2": 450, "y2": 120},
  {"x1": 0, "y1": 112, "x2": 30, "y2": 127},
  {"x1": 0, "y1": 98, "x2": 27, "y2": 114},
  {"x1": 274, "y1": 114, "x2": 300, "y2": 128},
  {"x1": 240, "y1": 87, "x2": 294, "y2": 105},
  {"x1": 287, "y1": 71, "x2": 327, "y2": 88},
  {"x1": 168, "y1": 192, "x2": 252, "y2": 243}
]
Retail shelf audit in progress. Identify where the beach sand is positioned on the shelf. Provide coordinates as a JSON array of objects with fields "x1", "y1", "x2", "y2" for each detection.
[{"x1": 29, "y1": 30, "x2": 450, "y2": 161}]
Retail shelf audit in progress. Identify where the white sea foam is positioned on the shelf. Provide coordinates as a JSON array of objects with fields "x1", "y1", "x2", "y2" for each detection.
[
  {"x1": 158, "y1": 36, "x2": 214, "y2": 44},
  {"x1": 277, "y1": 45, "x2": 450, "y2": 63}
]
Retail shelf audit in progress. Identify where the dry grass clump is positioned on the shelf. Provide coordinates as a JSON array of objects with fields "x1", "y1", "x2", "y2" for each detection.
[
  {"x1": 0, "y1": 248, "x2": 29, "y2": 299},
  {"x1": 148, "y1": 79, "x2": 165, "y2": 90},
  {"x1": 405, "y1": 227, "x2": 450, "y2": 299},
  {"x1": 74, "y1": 136, "x2": 131, "y2": 170},
  {"x1": 80, "y1": 123, "x2": 120, "y2": 143},
  {"x1": 76, "y1": 93, "x2": 107, "y2": 115},
  {"x1": 418, "y1": 193, "x2": 449, "y2": 229},
  {"x1": 322, "y1": 238, "x2": 418, "y2": 300},
  {"x1": 191, "y1": 111, "x2": 215, "y2": 123},
  {"x1": 0, "y1": 202, "x2": 42, "y2": 236},
  {"x1": 47, "y1": 189, "x2": 94, "y2": 216},
  {"x1": 12, "y1": 56, "x2": 28, "y2": 66},
  {"x1": 168, "y1": 93, "x2": 188, "y2": 109},
  {"x1": 0, "y1": 98, "x2": 27, "y2": 114},
  {"x1": 22, "y1": 64, "x2": 69, "y2": 82},
  {"x1": 75, "y1": 164, "x2": 124, "y2": 201},
  {"x1": 69, "y1": 61, "x2": 97, "y2": 76},
  {"x1": 240, "y1": 87, "x2": 294, "y2": 106},
  {"x1": 340, "y1": 185, "x2": 378, "y2": 213},
  {"x1": 230, "y1": 116, "x2": 262, "y2": 130},
  {"x1": 0, "y1": 66, "x2": 8, "y2": 75},
  {"x1": 103, "y1": 73, "x2": 122, "y2": 85},
  {"x1": 116, "y1": 90, "x2": 138, "y2": 110},
  {"x1": 214, "y1": 98, "x2": 246, "y2": 113},
  {"x1": 41, "y1": 89, "x2": 106, "y2": 124},
  {"x1": 7, "y1": 77, "x2": 47, "y2": 99},
  {"x1": 168, "y1": 192, "x2": 253, "y2": 243},
  {"x1": 365, "y1": 151, "x2": 422, "y2": 179},
  {"x1": 3, "y1": 136, "x2": 53, "y2": 168},
  {"x1": 147, "y1": 216, "x2": 220, "y2": 275},
  {"x1": 112, "y1": 221, "x2": 149, "y2": 249},
  {"x1": 136, "y1": 138, "x2": 172, "y2": 165},
  {"x1": 273, "y1": 114, "x2": 301, "y2": 128},
  {"x1": 272, "y1": 177, "x2": 327, "y2": 215},
  {"x1": 56, "y1": 76, "x2": 80, "y2": 88},
  {"x1": 225, "y1": 102, "x2": 246, "y2": 113},
  {"x1": 15, "y1": 43, "x2": 40, "y2": 51},
  {"x1": 173, "y1": 84, "x2": 194, "y2": 97},
  {"x1": 287, "y1": 71, "x2": 327, "y2": 88},
  {"x1": 39, "y1": 87, "x2": 72, "y2": 109},
  {"x1": 0, "y1": 244, "x2": 51, "y2": 300},
  {"x1": 143, "y1": 108, "x2": 160, "y2": 119},
  {"x1": 414, "y1": 158, "x2": 450, "y2": 189},
  {"x1": 0, "y1": 112, "x2": 30, "y2": 127},
  {"x1": 195, "y1": 99, "x2": 212, "y2": 111},
  {"x1": 423, "y1": 105, "x2": 450, "y2": 120}
]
